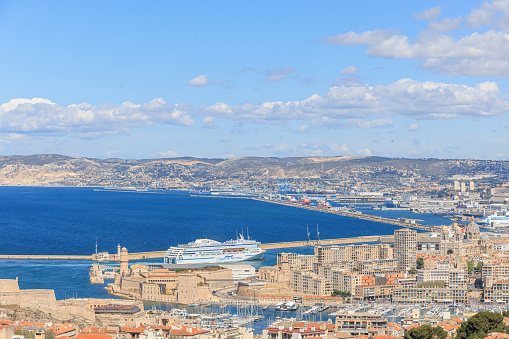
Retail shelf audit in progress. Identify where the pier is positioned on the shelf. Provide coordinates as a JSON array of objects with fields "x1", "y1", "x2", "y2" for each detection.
[
  {"x1": 0, "y1": 234, "x2": 401, "y2": 261},
  {"x1": 252, "y1": 197, "x2": 437, "y2": 232},
  {"x1": 260, "y1": 234, "x2": 396, "y2": 250},
  {"x1": 0, "y1": 251, "x2": 166, "y2": 261}
]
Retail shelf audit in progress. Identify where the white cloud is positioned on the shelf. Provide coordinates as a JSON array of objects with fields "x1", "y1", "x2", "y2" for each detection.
[
  {"x1": 265, "y1": 68, "x2": 296, "y2": 82},
  {"x1": 427, "y1": 16, "x2": 462, "y2": 32},
  {"x1": 106, "y1": 150, "x2": 120, "y2": 156},
  {"x1": 350, "y1": 118, "x2": 393, "y2": 128},
  {"x1": 297, "y1": 124, "x2": 310, "y2": 132},
  {"x1": 187, "y1": 75, "x2": 210, "y2": 87},
  {"x1": 6, "y1": 133, "x2": 28, "y2": 140},
  {"x1": 154, "y1": 150, "x2": 178, "y2": 158},
  {"x1": 358, "y1": 148, "x2": 373, "y2": 156},
  {"x1": 331, "y1": 143, "x2": 349, "y2": 153},
  {"x1": 340, "y1": 65, "x2": 360, "y2": 74},
  {"x1": 202, "y1": 116, "x2": 218, "y2": 129},
  {"x1": 4, "y1": 78, "x2": 507, "y2": 140},
  {"x1": 466, "y1": 0, "x2": 509, "y2": 30},
  {"x1": 201, "y1": 79, "x2": 508, "y2": 124},
  {"x1": 408, "y1": 123, "x2": 420, "y2": 131},
  {"x1": 220, "y1": 136, "x2": 232, "y2": 142},
  {"x1": 0, "y1": 97, "x2": 194, "y2": 136},
  {"x1": 0, "y1": 133, "x2": 30, "y2": 143},
  {"x1": 321, "y1": 1, "x2": 509, "y2": 77},
  {"x1": 274, "y1": 144, "x2": 288, "y2": 152},
  {"x1": 414, "y1": 6, "x2": 442, "y2": 21},
  {"x1": 321, "y1": 29, "x2": 399, "y2": 45}
]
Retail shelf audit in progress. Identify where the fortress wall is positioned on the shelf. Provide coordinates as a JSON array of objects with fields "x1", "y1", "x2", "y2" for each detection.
[
  {"x1": 0, "y1": 279, "x2": 19, "y2": 293},
  {"x1": 199, "y1": 269, "x2": 234, "y2": 291},
  {"x1": 57, "y1": 304, "x2": 96, "y2": 321},
  {"x1": 120, "y1": 278, "x2": 142, "y2": 295},
  {"x1": 0, "y1": 289, "x2": 57, "y2": 309}
]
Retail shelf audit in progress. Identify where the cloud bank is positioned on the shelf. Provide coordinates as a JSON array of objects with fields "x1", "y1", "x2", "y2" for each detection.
[
  {"x1": 0, "y1": 98, "x2": 194, "y2": 138},
  {"x1": 321, "y1": 0, "x2": 509, "y2": 77},
  {"x1": 201, "y1": 79, "x2": 508, "y2": 125},
  {"x1": 1, "y1": 78, "x2": 507, "y2": 138}
]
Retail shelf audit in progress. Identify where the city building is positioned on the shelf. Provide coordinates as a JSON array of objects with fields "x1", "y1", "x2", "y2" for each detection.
[
  {"x1": 394, "y1": 229, "x2": 417, "y2": 272},
  {"x1": 290, "y1": 271, "x2": 332, "y2": 296},
  {"x1": 334, "y1": 313, "x2": 388, "y2": 334},
  {"x1": 392, "y1": 286, "x2": 468, "y2": 303},
  {"x1": 332, "y1": 244, "x2": 393, "y2": 262}
]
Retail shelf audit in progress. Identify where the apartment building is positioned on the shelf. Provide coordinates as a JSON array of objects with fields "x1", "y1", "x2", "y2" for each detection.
[
  {"x1": 394, "y1": 229, "x2": 417, "y2": 272},
  {"x1": 482, "y1": 261, "x2": 509, "y2": 288},
  {"x1": 278, "y1": 252, "x2": 317, "y2": 271},
  {"x1": 332, "y1": 244, "x2": 393, "y2": 262},
  {"x1": 290, "y1": 270, "x2": 332, "y2": 296},
  {"x1": 392, "y1": 286, "x2": 468, "y2": 303},
  {"x1": 417, "y1": 269, "x2": 466, "y2": 287}
]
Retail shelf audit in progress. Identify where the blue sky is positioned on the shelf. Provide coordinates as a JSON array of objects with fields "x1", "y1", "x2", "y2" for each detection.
[{"x1": 1, "y1": 0, "x2": 509, "y2": 159}]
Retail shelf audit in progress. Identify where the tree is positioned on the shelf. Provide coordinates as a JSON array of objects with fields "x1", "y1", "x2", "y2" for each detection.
[
  {"x1": 332, "y1": 290, "x2": 351, "y2": 297},
  {"x1": 404, "y1": 324, "x2": 447, "y2": 339},
  {"x1": 456, "y1": 311, "x2": 507, "y2": 339},
  {"x1": 417, "y1": 258, "x2": 424, "y2": 269},
  {"x1": 467, "y1": 261, "x2": 474, "y2": 274},
  {"x1": 408, "y1": 267, "x2": 417, "y2": 275},
  {"x1": 476, "y1": 261, "x2": 483, "y2": 272}
]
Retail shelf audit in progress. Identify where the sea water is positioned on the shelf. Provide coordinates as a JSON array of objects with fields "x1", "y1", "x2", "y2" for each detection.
[{"x1": 0, "y1": 186, "x2": 452, "y2": 332}]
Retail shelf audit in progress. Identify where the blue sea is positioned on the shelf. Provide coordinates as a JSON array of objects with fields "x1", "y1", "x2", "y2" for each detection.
[{"x1": 0, "y1": 187, "x2": 457, "y2": 331}]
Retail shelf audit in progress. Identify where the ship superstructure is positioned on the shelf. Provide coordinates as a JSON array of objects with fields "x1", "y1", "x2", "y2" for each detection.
[
  {"x1": 164, "y1": 235, "x2": 266, "y2": 264},
  {"x1": 480, "y1": 211, "x2": 509, "y2": 227}
]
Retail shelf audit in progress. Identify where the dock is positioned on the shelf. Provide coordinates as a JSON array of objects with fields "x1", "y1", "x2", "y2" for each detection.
[
  {"x1": 252, "y1": 197, "x2": 437, "y2": 232},
  {"x1": 260, "y1": 234, "x2": 396, "y2": 250},
  {"x1": 0, "y1": 251, "x2": 166, "y2": 261},
  {"x1": 0, "y1": 234, "x2": 401, "y2": 261}
]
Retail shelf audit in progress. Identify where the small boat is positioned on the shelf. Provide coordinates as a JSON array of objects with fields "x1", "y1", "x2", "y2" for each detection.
[{"x1": 276, "y1": 301, "x2": 298, "y2": 311}]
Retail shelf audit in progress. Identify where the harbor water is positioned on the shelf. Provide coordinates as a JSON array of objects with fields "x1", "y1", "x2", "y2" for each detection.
[{"x1": 0, "y1": 186, "x2": 461, "y2": 332}]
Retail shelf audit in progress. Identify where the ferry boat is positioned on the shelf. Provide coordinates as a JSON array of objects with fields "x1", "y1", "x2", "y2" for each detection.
[
  {"x1": 284, "y1": 196, "x2": 298, "y2": 203},
  {"x1": 164, "y1": 235, "x2": 266, "y2": 264},
  {"x1": 384, "y1": 198, "x2": 399, "y2": 208},
  {"x1": 275, "y1": 301, "x2": 298, "y2": 311},
  {"x1": 317, "y1": 199, "x2": 331, "y2": 209},
  {"x1": 297, "y1": 197, "x2": 311, "y2": 205},
  {"x1": 480, "y1": 211, "x2": 509, "y2": 227}
]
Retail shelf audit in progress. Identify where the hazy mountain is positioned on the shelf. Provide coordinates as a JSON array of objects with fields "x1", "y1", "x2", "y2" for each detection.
[{"x1": 0, "y1": 154, "x2": 506, "y2": 187}]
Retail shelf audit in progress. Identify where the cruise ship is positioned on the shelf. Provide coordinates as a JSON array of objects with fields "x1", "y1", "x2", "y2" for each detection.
[
  {"x1": 163, "y1": 235, "x2": 266, "y2": 264},
  {"x1": 480, "y1": 211, "x2": 509, "y2": 228}
]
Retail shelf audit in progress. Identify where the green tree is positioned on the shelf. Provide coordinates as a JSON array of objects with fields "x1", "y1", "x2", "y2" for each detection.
[
  {"x1": 467, "y1": 261, "x2": 474, "y2": 273},
  {"x1": 456, "y1": 311, "x2": 507, "y2": 339},
  {"x1": 417, "y1": 258, "x2": 424, "y2": 269},
  {"x1": 476, "y1": 262, "x2": 483, "y2": 272},
  {"x1": 408, "y1": 267, "x2": 417, "y2": 275},
  {"x1": 404, "y1": 324, "x2": 447, "y2": 339},
  {"x1": 331, "y1": 290, "x2": 351, "y2": 297}
]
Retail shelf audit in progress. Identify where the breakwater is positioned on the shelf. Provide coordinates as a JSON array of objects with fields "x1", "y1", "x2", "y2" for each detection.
[
  {"x1": 252, "y1": 197, "x2": 437, "y2": 232},
  {"x1": 0, "y1": 234, "x2": 402, "y2": 260}
]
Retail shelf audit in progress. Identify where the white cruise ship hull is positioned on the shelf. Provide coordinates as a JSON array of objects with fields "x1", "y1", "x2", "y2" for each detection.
[
  {"x1": 164, "y1": 236, "x2": 266, "y2": 265},
  {"x1": 172, "y1": 250, "x2": 265, "y2": 265}
]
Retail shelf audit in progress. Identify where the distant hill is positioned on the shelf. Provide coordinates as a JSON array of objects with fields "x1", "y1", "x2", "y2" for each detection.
[{"x1": 0, "y1": 154, "x2": 507, "y2": 187}]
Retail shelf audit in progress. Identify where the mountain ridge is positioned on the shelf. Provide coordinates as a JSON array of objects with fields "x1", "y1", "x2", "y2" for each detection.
[{"x1": 0, "y1": 154, "x2": 506, "y2": 187}]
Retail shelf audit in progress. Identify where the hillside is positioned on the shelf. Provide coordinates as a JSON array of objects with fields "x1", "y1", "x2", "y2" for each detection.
[{"x1": 0, "y1": 154, "x2": 507, "y2": 187}]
